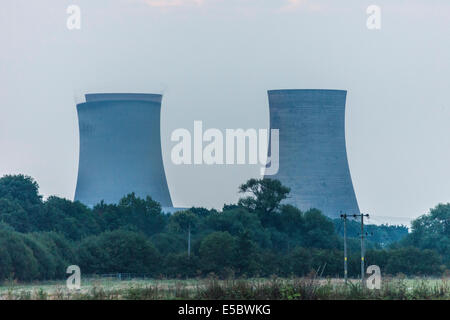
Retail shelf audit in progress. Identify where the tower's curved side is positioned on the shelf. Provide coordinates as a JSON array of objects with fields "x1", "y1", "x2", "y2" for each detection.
[
  {"x1": 74, "y1": 94, "x2": 173, "y2": 207},
  {"x1": 266, "y1": 89, "x2": 359, "y2": 218}
]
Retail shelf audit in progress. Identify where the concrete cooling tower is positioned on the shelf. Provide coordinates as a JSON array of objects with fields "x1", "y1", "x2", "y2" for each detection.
[
  {"x1": 266, "y1": 89, "x2": 359, "y2": 218},
  {"x1": 74, "y1": 93, "x2": 173, "y2": 208}
]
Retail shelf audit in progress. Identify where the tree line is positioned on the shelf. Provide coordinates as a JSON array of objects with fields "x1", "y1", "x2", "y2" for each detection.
[{"x1": 0, "y1": 175, "x2": 447, "y2": 281}]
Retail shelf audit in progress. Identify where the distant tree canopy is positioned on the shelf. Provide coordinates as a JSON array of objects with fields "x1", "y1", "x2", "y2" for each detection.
[
  {"x1": 0, "y1": 175, "x2": 42, "y2": 233},
  {"x1": 238, "y1": 178, "x2": 290, "y2": 215},
  {"x1": 77, "y1": 230, "x2": 159, "y2": 274},
  {"x1": 0, "y1": 175, "x2": 447, "y2": 281},
  {"x1": 0, "y1": 174, "x2": 41, "y2": 206},
  {"x1": 401, "y1": 203, "x2": 450, "y2": 264},
  {"x1": 333, "y1": 218, "x2": 409, "y2": 248}
]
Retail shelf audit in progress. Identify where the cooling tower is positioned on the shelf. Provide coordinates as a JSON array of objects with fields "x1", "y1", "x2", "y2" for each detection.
[
  {"x1": 266, "y1": 89, "x2": 359, "y2": 218},
  {"x1": 74, "y1": 93, "x2": 173, "y2": 208}
]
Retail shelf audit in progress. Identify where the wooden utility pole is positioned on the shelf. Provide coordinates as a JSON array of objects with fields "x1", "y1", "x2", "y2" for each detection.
[
  {"x1": 340, "y1": 214, "x2": 348, "y2": 283},
  {"x1": 352, "y1": 213, "x2": 369, "y2": 283},
  {"x1": 188, "y1": 224, "x2": 191, "y2": 258}
]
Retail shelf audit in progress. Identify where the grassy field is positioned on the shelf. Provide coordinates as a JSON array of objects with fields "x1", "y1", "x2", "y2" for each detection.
[{"x1": 1, "y1": 276, "x2": 449, "y2": 300}]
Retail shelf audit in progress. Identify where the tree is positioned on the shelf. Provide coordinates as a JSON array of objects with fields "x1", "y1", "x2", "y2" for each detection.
[
  {"x1": 163, "y1": 253, "x2": 200, "y2": 278},
  {"x1": 21, "y1": 234, "x2": 58, "y2": 280},
  {"x1": 402, "y1": 203, "x2": 450, "y2": 265},
  {"x1": 0, "y1": 173, "x2": 445, "y2": 281},
  {"x1": 117, "y1": 193, "x2": 166, "y2": 236},
  {"x1": 302, "y1": 209, "x2": 339, "y2": 249},
  {"x1": 288, "y1": 247, "x2": 312, "y2": 276},
  {"x1": 169, "y1": 210, "x2": 197, "y2": 258},
  {"x1": 151, "y1": 232, "x2": 186, "y2": 256},
  {"x1": 42, "y1": 196, "x2": 101, "y2": 240},
  {"x1": 205, "y1": 207, "x2": 271, "y2": 249},
  {"x1": 0, "y1": 175, "x2": 44, "y2": 233},
  {"x1": 235, "y1": 230, "x2": 260, "y2": 276},
  {"x1": 32, "y1": 232, "x2": 77, "y2": 278},
  {"x1": 0, "y1": 229, "x2": 39, "y2": 281},
  {"x1": 77, "y1": 230, "x2": 160, "y2": 274},
  {"x1": 278, "y1": 205, "x2": 305, "y2": 250},
  {"x1": 0, "y1": 198, "x2": 29, "y2": 232},
  {"x1": 384, "y1": 247, "x2": 442, "y2": 276},
  {"x1": 238, "y1": 178, "x2": 290, "y2": 215},
  {"x1": 0, "y1": 175, "x2": 42, "y2": 206},
  {"x1": 199, "y1": 231, "x2": 236, "y2": 275}
]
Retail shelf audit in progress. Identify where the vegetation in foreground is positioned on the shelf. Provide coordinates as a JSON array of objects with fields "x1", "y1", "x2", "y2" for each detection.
[
  {"x1": 1, "y1": 276, "x2": 449, "y2": 300},
  {"x1": 0, "y1": 174, "x2": 448, "y2": 282}
]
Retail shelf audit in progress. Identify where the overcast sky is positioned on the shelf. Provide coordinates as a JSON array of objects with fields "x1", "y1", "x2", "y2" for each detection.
[{"x1": 1, "y1": 0, "x2": 449, "y2": 225}]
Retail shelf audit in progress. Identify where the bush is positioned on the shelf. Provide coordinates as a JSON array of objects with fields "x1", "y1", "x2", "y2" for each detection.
[
  {"x1": 77, "y1": 230, "x2": 160, "y2": 274},
  {"x1": 199, "y1": 231, "x2": 236, "y2": 276},
  {"x1": 0, "y1": 230, "x2": 39, "y2": 281},
  {"x1": 163, "y1": 253, "x2": 201, "y2": 278}
]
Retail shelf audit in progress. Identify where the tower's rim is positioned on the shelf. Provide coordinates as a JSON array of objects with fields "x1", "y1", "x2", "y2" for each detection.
[
  {"x1": 268, "y1": 89, "x2": 347, "y2": 94},
  {"x1": 84, "y1": 93, "x2": 162, "y2": 103},
  {"x1": 76, "y1": 98, "x2": 162, "y2": 109}
]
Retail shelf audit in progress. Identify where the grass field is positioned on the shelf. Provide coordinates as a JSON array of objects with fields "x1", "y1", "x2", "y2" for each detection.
[{"x1": 1, "y1": 276, "x2": 450, "y2": 300}]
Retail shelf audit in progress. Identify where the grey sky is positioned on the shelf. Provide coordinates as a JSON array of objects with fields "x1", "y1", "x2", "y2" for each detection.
[{"x1": 1, "y1": 0, "x2": 449, "y2": 225}]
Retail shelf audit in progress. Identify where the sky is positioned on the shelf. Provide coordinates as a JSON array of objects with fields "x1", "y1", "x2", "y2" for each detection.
[{"x1": 0, "y1": 0, "x2": 449, "y2": 225}]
